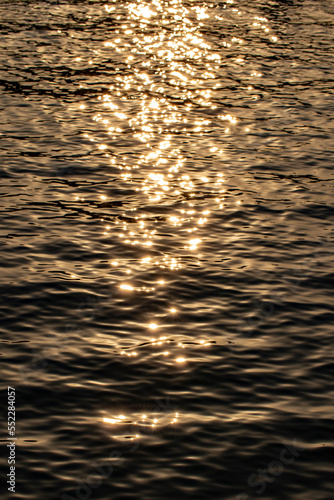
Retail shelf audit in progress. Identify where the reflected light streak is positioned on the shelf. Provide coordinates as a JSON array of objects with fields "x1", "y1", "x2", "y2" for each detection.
[{"x1": 75, "y1": 0, "x2": 277, "y2": 396}]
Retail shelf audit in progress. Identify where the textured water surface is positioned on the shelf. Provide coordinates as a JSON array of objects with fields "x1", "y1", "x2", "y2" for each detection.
[{"x1": 0, "y1": 0, "x2": 334, "y2": 499}]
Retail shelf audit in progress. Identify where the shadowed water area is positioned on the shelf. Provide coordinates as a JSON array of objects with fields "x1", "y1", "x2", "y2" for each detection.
[{"x1": 0, "y1": 0, "x2": 333, "y2": 499}]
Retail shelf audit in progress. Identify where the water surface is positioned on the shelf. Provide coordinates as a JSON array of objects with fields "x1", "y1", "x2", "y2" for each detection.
[{"x1": 0, "y1": 0, "x2": 333, "y2": 499}]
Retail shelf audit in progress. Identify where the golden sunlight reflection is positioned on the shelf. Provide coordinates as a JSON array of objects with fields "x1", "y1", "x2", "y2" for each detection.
[
  {"x1": 176, "y1": 357, "x2": 186, "y2": 363},
  {"x1": 102, "y1": 408, "x2": 181, "y2": 437},
  {"x1": 75, "y1": 0, "x2": 276, "y2": 389},
  {"x1": 117, "y1": 335, "x2": 215, "y2": 366}
]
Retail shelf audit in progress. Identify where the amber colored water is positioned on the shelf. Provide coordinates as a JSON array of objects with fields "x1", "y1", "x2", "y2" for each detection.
[{"x1": 0, "y1": 1, "x2": 333, "y2": 499}]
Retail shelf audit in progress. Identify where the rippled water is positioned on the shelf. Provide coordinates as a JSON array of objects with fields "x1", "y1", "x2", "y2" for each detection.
[{"x1": 1, "y1": 0, "x2": 333, "y2": 499}]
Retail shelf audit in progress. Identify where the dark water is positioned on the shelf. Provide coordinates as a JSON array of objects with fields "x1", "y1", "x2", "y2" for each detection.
[{"x1": 1, "y1": 0, "x2": 333, "y2": 499}]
